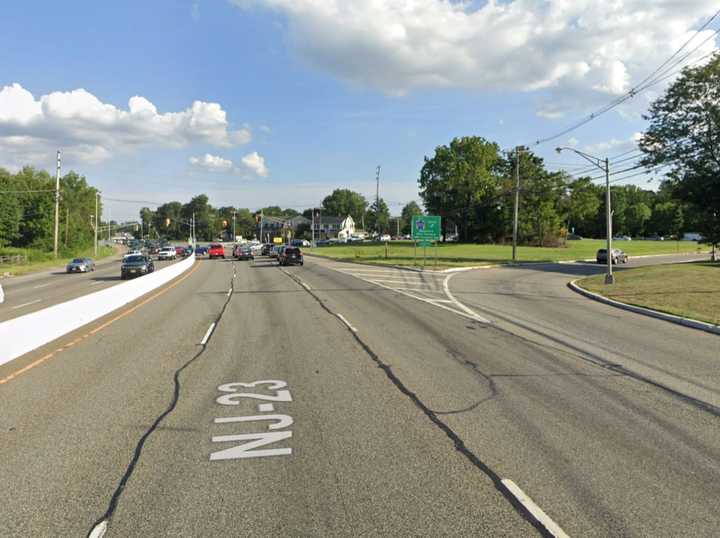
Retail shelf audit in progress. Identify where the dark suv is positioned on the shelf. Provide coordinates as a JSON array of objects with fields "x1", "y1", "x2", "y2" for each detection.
[{"x1": 279, "y1": 246, "x2": 303, "y2": 266}]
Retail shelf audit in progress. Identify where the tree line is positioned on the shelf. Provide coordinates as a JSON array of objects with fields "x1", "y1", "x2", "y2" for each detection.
[{"x1": 0, "y1": 167, "x2": 100, "y2": 252}]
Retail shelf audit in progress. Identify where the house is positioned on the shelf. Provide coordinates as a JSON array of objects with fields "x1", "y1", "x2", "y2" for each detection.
[
  {"x1": 258, "y1": 215, "x2": 311, "y2": 242},
  {"x1": 313, "y1": 215, "x2": 355, "y2": 240}
]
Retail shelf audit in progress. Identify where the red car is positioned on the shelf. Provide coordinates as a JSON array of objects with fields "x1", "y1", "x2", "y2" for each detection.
[
  {"x1": 175, "y1": 246, "x2": 186, "y2": 257},
  {"x1": 208, "y1": 243, "x2": 225, "y2": 259}
]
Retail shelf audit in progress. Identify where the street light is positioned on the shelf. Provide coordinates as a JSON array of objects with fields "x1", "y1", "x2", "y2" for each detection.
[{"x1": 556, "y1": 147, "x2": 614, "y2": 284}]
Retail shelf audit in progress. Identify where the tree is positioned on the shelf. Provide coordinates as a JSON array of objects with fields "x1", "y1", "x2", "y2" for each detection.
[
  {"x1": 400, "y1": 201, "x2": 423, "y2": 235},
  {"x1": 365, "y1": 198, "x2": 390, "y2": 234},
  {"x1": 181, "y1": 194, "x2": 213, "y2": 241},
  {"x1": 565, "y1": 177, "x2": 601, "y2": 237},
  {"x1": 625, "y1": 202, "x2": 652, "y2": 237},
  {"x1": 640, "y1": 52, "x2": 720, "y2": 256},
  {"x1": 321, "y1": 189, "x2": 368, "y2": 225},
  {"x1": 419, "y1": 136, "x2": 503, "y2": 242}
]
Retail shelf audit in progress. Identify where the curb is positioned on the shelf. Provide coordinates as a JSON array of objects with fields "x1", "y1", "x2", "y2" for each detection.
[{"x1": 568, "y1": 279, "x2": 720, "y2": 336}]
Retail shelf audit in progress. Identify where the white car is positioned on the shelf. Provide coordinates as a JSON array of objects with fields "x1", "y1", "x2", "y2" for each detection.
[
  {"x1": 158, "y1": 246, "x2": 176, "y2": 260},
  {"x1": 380, "y1": 234, "x2": 391, "y2": 242},
  {"x1": 123, "y1": 250, "x2": 143, "y2": 260}
]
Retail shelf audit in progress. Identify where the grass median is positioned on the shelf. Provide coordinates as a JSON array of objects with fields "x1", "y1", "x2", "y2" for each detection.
[
  {"x1": 0, "y1": 245, "x2": 117, "y2": 278},
  {"x1": 305, "y1": 239, "x2": 703, "y2": 269},
  {"x1": 576, "y1": 261, "x2": 720, "y2": 325}
]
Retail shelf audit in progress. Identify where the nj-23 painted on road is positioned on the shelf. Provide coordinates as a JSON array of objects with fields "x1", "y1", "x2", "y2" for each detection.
[{"x1": 210, "y1": 380, "x2": 293, "y2": 461}]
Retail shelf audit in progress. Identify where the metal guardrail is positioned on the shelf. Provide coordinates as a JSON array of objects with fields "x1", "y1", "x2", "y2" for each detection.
[{"x1": 0, "y1": 255, "x2": 27, "y2": 265}]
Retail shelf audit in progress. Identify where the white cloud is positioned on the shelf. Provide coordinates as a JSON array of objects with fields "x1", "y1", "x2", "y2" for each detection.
[
  {"x1": 189, "y1": 153, "x2": 234, "y2": 171},
  {"x1": 240, "y1": 151, "x2": 269, "y2": 177},
  {"x1": 583, "y1": 132, "x2": 642, "y2": 155},
  {"x1": 232, "y1": 0, "x2": 719, "y2": 115},
  {"x1": 0, "y1": 83, "x2": 251, "y2": 168},
  {"x1": 188, "y1": 151, "x2": 269, "y2": 177}
]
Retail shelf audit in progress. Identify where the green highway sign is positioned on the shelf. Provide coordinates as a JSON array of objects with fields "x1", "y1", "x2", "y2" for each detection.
[{"x1": 412, "y1": 215, "x2": 441, "y2": 243}]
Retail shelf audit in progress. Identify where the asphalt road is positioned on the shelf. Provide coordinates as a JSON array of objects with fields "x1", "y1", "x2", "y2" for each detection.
[
  {"x1": 1, "y1": 252, "x2": 718, "y2": 537},
  {"x1": 0, "y1": 253, "x2": 184, "y2": 322}
]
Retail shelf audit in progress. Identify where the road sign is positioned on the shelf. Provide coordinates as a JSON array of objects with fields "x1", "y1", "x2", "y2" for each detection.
[
  {"x1": 412, "y1": 215, "x2": 441, "y2": 243},
  {"x1": 273, "y1": 237, "x2": 283, "y2": 244}
]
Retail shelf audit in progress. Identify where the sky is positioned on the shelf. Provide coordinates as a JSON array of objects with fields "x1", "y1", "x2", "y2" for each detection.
[{"x1": 1, "y1": 0, "x2": 718, "y2": 221}]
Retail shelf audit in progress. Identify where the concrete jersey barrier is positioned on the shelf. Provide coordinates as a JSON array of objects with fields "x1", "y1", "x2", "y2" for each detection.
[{"x1": 0, "y1": 255, "x2": 195, "y2": 368}]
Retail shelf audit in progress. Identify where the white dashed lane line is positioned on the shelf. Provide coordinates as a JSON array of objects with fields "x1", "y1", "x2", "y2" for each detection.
[
  {"x1": 335, "y1": 313, "x2": 358, "y2": 332},
  {"x1": 11, "y1": 299, "x2": 42, "y2": 310},
  {"x1": 501, "y1": 479, "x2": 570, "y2": 538},
  {"x1": 200, "y1": 322, "x2": 216, "y2": 345}
]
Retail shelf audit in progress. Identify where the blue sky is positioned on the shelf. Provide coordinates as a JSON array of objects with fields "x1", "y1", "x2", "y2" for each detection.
[{"x1": 1, "y1": 1, "x2": 718, "y2": 221}]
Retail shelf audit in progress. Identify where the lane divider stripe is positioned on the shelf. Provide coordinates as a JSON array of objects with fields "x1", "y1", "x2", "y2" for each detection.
[
  {"x1": 501, "y1": 479, "x2": 570, "y2": 538},
  {"x1": 200, "y1": 322, "x2": 216, "y2": 345}
]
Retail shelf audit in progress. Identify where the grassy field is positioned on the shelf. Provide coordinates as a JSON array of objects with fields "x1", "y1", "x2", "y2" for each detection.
[
  {"x1": 577, "y1": 262, "x2": 720, "y2": 325},
  {"x1": 0, "y1": 245, "x2": 117, "y2": 278},
  {"x1": 305, "y1": 239, "x2": 704, "y2": 269}
]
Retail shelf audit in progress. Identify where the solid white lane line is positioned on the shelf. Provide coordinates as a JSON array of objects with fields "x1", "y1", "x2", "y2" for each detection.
[
  {"x1": 442, "y1": 273, "x2": 490, "y2": 323},
  {"x1": 88, "y1": 520, "x2": 108, "y2": 538},
  {"x1": 89, "y1": 280, "x2": 104, "y2": 286},
  {"x1": 227, "y1": 288, "x2": 232, "y2": 297},
  {"x1": 200, "y1": 322, "x2": 216, "y2": 345},
  {"x1": 300, "y1": 280, "x2": 312, "y2": 291},
  {"x1": 501, "y1": 479, "x2": 570, "y2": 538},
  {"x1": 32, "y1": 283, "x2": 51, "y2": 289},
  {"x1": 11, "y1": 299, "x2": 41, "y2": 310},
  {"x1": 336, "y1": 313, "x2": 357, "y2": 332}
]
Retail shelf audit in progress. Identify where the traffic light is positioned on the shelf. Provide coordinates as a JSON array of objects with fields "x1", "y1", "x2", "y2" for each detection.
[{"x1": 222, "y1": 219, "x2": 228, "y2": 227}]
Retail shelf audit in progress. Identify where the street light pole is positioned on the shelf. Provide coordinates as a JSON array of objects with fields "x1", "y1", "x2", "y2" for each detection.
[
  {"x1": 604, "y1": 157, "x2": 614, "y2": 284},
  {"x1": 232, "y1": 210, "x2": 236, "y2": 242},
  {"x1": 556, "y1": 147, "x2": 614, "y2": 284},
  {"x1": 53, "y1": 150, "x2": 61, "y2": 257}
]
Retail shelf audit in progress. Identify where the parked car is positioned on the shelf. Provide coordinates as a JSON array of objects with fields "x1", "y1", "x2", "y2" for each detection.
[
  {"x1": 566, "y1": 234, "x2": 583, "y2": 240},
  {"x1": 261, "y1": 243, "x2": 273, "y2": 256},
  {"x1": 208, "y1": 243, "x2": 225, "y2": 259},
  {"x1": 234, "y1": 245, "x2": 254, "y2": 260},
  {"x1": 121, "y1": 255, "x2": 155, "y2": 279},
  {"x1": 613, "y1": 235, "x2": 632, "y2": 241},
  {"x1": 380, "y1": 234, "x2": 391, "y2": 242},
  {"x1": 279, "y1": 246, "x2": 303, "y2": 266},
  {"x1": 195, "y1": 246, "x2": 208, "y2": 256},
  {"x1": 596, "y1": 248, "x2": 628, "y2": 264},
  {"x1": 175, "y1": 246, "x2": 186, "y2": 257},
  {"x1": 66, "y1": 257, "x2": 95, "y2": 273},
  {"x1": 315, "y1": 239, "x2": 331, "y2": 246},
  {"x1": 158, "y1": 246, "x2": 177, "y2": 260}
]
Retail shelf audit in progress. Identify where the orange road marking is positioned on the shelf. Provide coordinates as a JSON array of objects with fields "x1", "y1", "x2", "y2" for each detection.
[{"x1": 0, "y1": 261, "x2": 201, "y2": 386}]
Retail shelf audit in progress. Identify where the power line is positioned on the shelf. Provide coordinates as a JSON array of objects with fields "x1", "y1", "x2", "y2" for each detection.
[{"x1": 528, "y1": 8, "x2": 720, "y2": 147}]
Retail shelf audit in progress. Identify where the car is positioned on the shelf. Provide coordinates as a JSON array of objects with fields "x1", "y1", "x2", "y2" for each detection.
[
  {"x1": 596, "y1": 248, "x2": 628, "y2": 264},
  {"x1": 66, "y1": 257, "x2": 95, "y2": 273},
  {"x1": 123, "y1": 250, "x2": 143, "y2": 260},
  {"x1": 184, "y1": 246, "x2": 194, "y2": 256},
  {"x1": 567, "y1": 234, "x2": 583, "y2": 240},
  {"x1": 380, "y1": 234, "x2": 391, "y2": 242},
  {"x1": 121, "y1": 255, "x2": 155, "y2": 279},
  {"x1": 261, "y1": 243, "x2": 273, "y2": 256},
  {"x1": 268, "y1": 245, "x2": 283, "y2": 258},
  {"x1": 279, "y1": 246, "x2": 303, "y2": 266},
  {"x1": 158, "y1": 246, "x2": 176, "y2": 260},
  {"x1": 208, "y1": 243, "x2": 225, "y2": 259},
  {"x1": 315, "y1": 239, "x2": 331, "y2": 246},
  {"x1": 234, "y1": 245, "x2": 254, "y2": 260},
  {"x1": 195, "y1": 246, "x2": 208, "y2": 256},
  {"x1": 175, "y1": 246, "x2": 186, "y2": 257}
]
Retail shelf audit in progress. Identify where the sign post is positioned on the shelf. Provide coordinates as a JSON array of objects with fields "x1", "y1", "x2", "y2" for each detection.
[{"x1": 411, "y1": 216, "x2": 441, "y2": 270}]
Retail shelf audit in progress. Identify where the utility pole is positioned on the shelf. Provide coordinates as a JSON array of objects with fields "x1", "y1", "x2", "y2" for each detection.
[
  {"x1": 512, "y1": 146, "x2": 526, "y2": 263},
  {"x1": 94, "y1": 192, "x2": 99, "y2": 257},
  {"x1": 192, "y1": 211, "x2": 196, "y2": 247},
  {"x1": 375, "y1": 165, "x2": 381, "y2": 235},
  {"x1": 311, "y1": 208, "x2": 315, "y2": 247},
  {"x1": 64, "y1": 207, "x2": 69, "y2": 247},
  {"x1": 396, "y1": 216, "x2": 400, "y2": 238},
  {"x1": 53, "y1": 150, "x2": 61, "y2": 257},
  {"x1": 232, "y1": 210, "x2": 236, "y2": 242}
]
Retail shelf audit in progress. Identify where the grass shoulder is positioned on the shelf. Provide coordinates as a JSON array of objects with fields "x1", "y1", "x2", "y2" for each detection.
[
  {"x1": 305, "y1": 239, "x2": 703, "y2": 270},
  {"x1": 576, "y1": 261, "x2": 720, "y2": 325},
  {"x1": 0, "y1": 245, "x2": 117, "y2": 278}
]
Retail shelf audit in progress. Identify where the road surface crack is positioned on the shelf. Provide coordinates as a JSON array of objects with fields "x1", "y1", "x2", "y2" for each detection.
[{"x1": 85, "y1": 262, "x2": 237, "y2": 538}]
